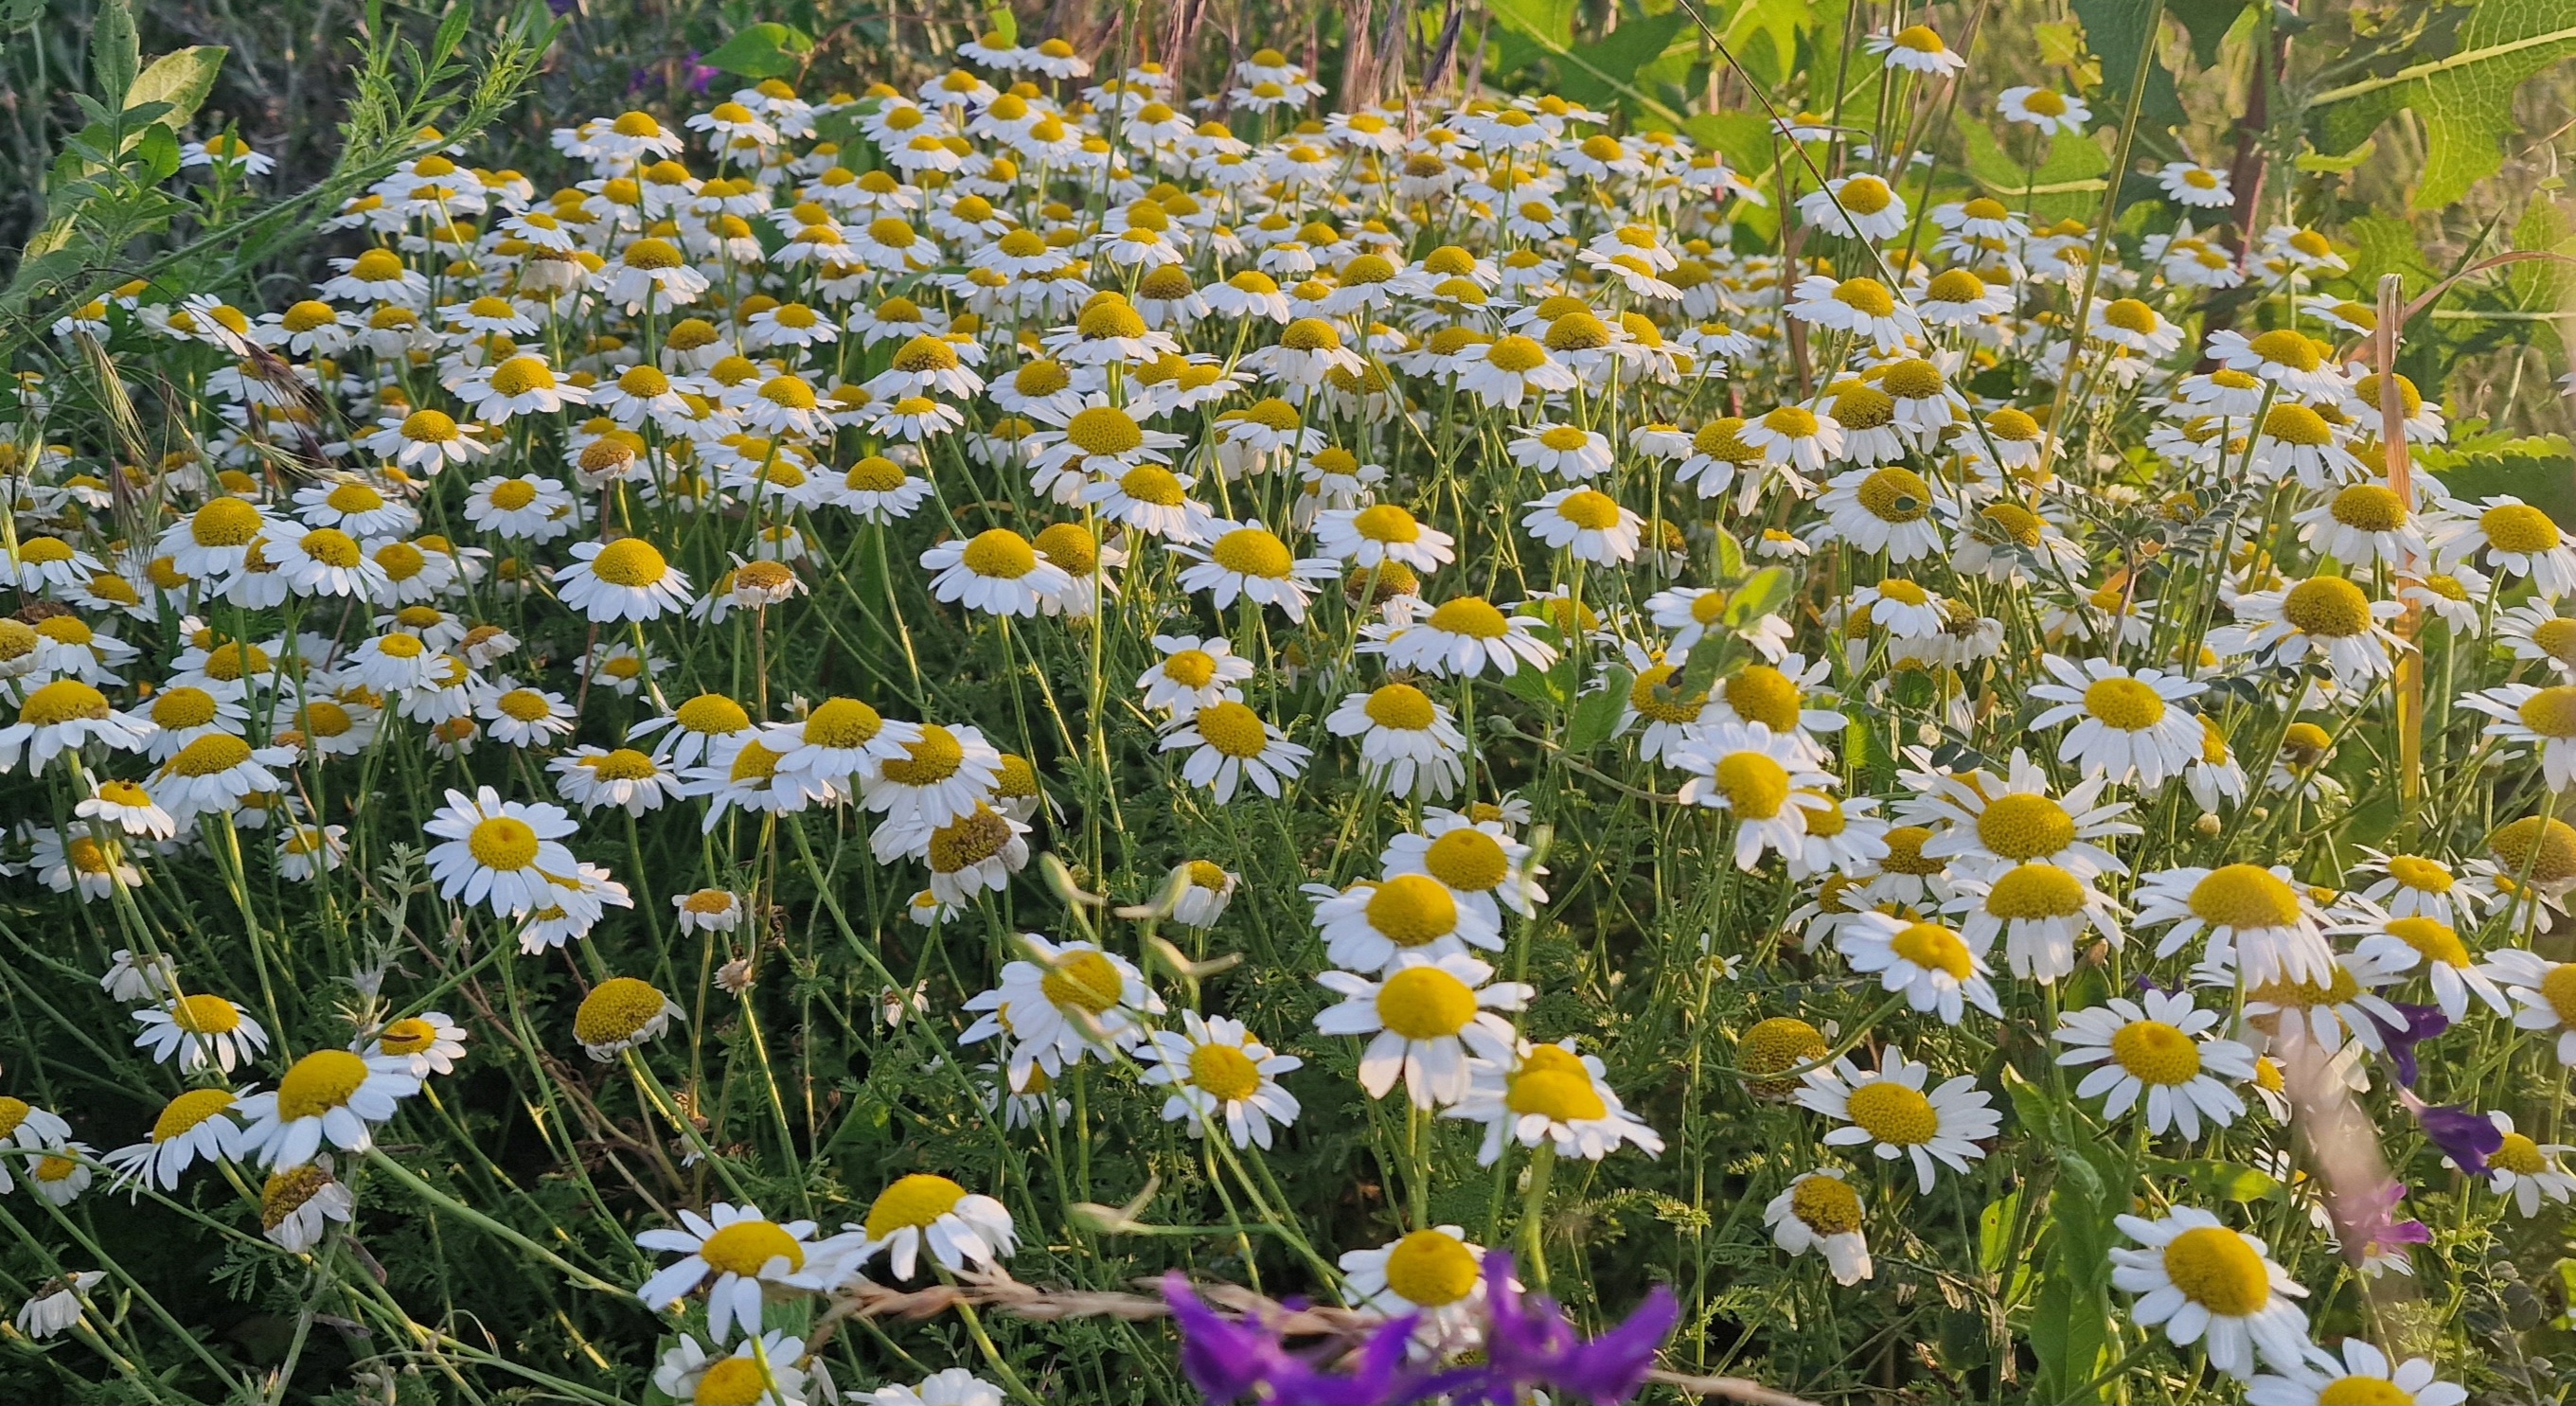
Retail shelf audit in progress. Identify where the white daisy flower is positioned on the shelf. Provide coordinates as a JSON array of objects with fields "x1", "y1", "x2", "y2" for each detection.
[
  {"x1": 2054, "y1": 990, "x2": 2256, "y2": 1139},
  {"x1": 1141, "y1": 1012, "x2": 1304, "y2": 1149},
  {"x1": 1796, "y1": 1049, "x2": 2000, "y2": 1193},
  {"x1": 2027, "y1": 654, "x2": 2210, "y2": 787},
  {"x1": 1312, "y1": 952, "x2": 1532, "y2": 1108},
  {"x1": 2110, "y1": 1207, "x2": 2309, "y2": 1381},
  {"x1": 2133, "y1": 863, "x2": 2337, "y2": 987},
  {"x1": 1324, "y1": 684, "x2": 1467, "y2": 801},
  {"x1": 835, "y1": 1174, "x2": 1018, "y2": 1280},
  {"x1": 636, "y1": 1203, "x2": 836, "y2": 1341},
  {"x1": 1764, "y1": 1168, "x2": 1873, "y2": 1284},
  {"x1": 1835, "y1": 912, "x2": 2000, "y2": 1024},
  {"x1": 232, "y1": 1049, "x2": 421, "y2": 1167},
  {"x1": 132, "y1": 993, "x2": 270, "y2": 1073},
  {"x1": 1159, "y1": 701, "x2": 1311, "y2": 803},
  {"x1": 1446, "y1": 1039, "x2": 1662, "y2": 1165}
]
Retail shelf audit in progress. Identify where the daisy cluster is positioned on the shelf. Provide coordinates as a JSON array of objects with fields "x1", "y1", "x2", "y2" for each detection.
[{"x1": 0, "y1": 12, "x2": 2562, "y2": 1404}]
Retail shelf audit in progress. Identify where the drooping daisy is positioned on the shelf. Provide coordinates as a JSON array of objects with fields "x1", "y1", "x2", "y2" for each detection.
[
  {"x1": 1797, "y1": 1049, "x2": 2000, "y2": 1193},
  {"x1": 637, "y1": 1203, "x2": 836, "y2": 1341},
  {"x1": 0, "y1": 679, "x2": 156, "y2": 774},
  {"x1": 2487, "y1": 949, "x2": 2576, "y2": 1066},
  {"x1": 575, "y1": 976, "x2": 684, "y2": 1060},
  {"x1": 557, "y1": 537, "x2": 692, "y2": 623},
  {"x1": 102, "y1": 1087, "x2": 248, "y2": 1193},
  {"x1": 2332, "y1": 902, "x2": 2508, "y2": 1021},
  {"x1": 653, "y1": 1331, "x2": 813, "y2": 1406},
  {"x1": 1324, "y1": 684, "x2": 1466, "y2": 801},
  {"x1": 1141, "y1": 1012, "x2": 1303, "y2": 1149},
  {"x1": 2470, "y1": 1111, "x2": 2576, "y2": 1218},
  {"x1": 2428, "y1": 495, "x2": 2576, "y2": 597},
  {"x1": 1339, "y1": 1226, "x2": 1490, "y2": 1346},
  {"x1": 2109, "y1": 1207, "x2": 2309, "y2": 1381},
  {"x1": 1361, "y1": 595, "x2": 1561, "y2": 679},
  {"x1": 1764, "y1": 1168, "x2": 1873, "y2": 1284},
  {"x1": 362, "y1": 1011, "x2": 470, "y2": 1077}
]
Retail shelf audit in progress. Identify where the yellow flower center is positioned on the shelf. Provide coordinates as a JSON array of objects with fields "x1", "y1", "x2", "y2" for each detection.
[
  {"x1": 2159, "y1": 1225, "x2": 2270, "y2": 1317},
  {"x1": 1714, "y1": 751, "x2": 1790, "y2": 819},
  {"x1": 299, "y1": 528, "x2": 364, "y2": 568},
  {"x1": 1630, "y1": 666, "x2": 1705, "y2": 724},
  {"x1": 1366, "y1": 874, "x2": 1460, "y2": 945},
  {"x1": 1363, "y1": 684, "x2": 1436, "y2": 732},
  {"x1": 488, "y1": 357, "x2": 555, "y2": 398},
  {"x1": 377, "y1": 1017, "x2": 440, "y2": 1055},
  {"x1": 2263, "y1": 403, "x2": 2333, "y2": 447},
  {"x1": 1986, "y1": 863, "x2": 2086, "y2": 919},
  {"x1": 927, "y1": 807, "x2": 1014, "y2": 872},
  {"x1": 1188, "y1": 1043, "x2": 1263, "y2": 1102},
  {"x1": 1845, "y1": 1081, "x2": 1938, "y2": 1146},
  {"x1": 1428, "y1": 597, "x2": 1509, "y2": 639},
  {"x1": 1041, "y1": 950, "x2": 1126, "y2": 1015},
  {"x1": 169, "y1": 993, "x2": 242, "y2": 1034},
  {"x1": 864, "y1": 1173, "x2": 969, "y2": 1237},
  {"x1": 1111, "y1": 465, "x2": 1183, "y2": 507},
  {"x1": 1382, "y1": 1228, "x2": 1479, "y2": 1307},
  {"x1": 2019, "y1": 89, "x2": 2069, "y2": 116},
  {"x1": 2491, "y1": 815, "x2": 2576, "y2": 882},
  {"x1": 1420, "y1": 830, "x2": 1506, "y2": 894},
  {"x1": 1507, "y1": 1065, "x2": 1607, "y2": 1121},
  {"x1": 959, "y1": 529, "x2": 1039, "y2": 580},
  {"x1": 2247, "y1": 329, "x2": 2319, "y2": 371},
  {"x1": 1376, "y1": 966, "x2": 1477, "y2": 1040},
  {"x1": 1723, "y1": 667, "x2": 1802, "y2": 731},
  {"x1": 1554, "y1": 490, "x2": 1623, "y2": 531},
  {"x1": 152, "y1": 1087, "x2": 237, "y2": 1142},
  {"x1": 879, "y1": 725, "x2": 967, "y2": 786},
  {"x1": 1791, "y1": 1174, "x2": 1863, "y2": 1234},
  {"x1": 2281, "y1": 577, "x2": 2372, "y2": 637},
  {"x1": 1839, "y1": 175, "x2": 1892, "y2": 215},
  {"x1": 1191, "y1": 701, "x2": 1270, "y2": 759},
  {"x1": 2485, "y1": 504, "x2": 2562, "y2": 555},
  {"x1": 1978, "y1": 792, "x2": 2074, "y2": 862},
  {"x1": 1161, "y1": 650, "x2": 1217, "y2": 688},
  {"x1": 674, "y1": 694, "x2": 750, "y2": 736},
  {"x1": 2085, "y1": 678, "x2": 2166, "y2": 730},
  {"x1": 1856, "y1": 468, "x2": 1932, "y2": 523},
  {"x1": 2492, "y1": 1131, "x2": 2546, "y2": 1177},
  {"x1": 2316, "y1": 1377, "x2": 2415, "y2": 1406},
  {"x1": 693, "y1": 1357, "x2": 773, "y2": 1406},
  {"x1": 575, "y1": 976, "x2": 670, "y2": 1044},
  {"x1": 2542, "y1": 964, "x2": 2576, "y2": 1028},
  {"x1": 1889, "y1": 921, "x2": 1972, "y2": 980},
  {"x1": 589, "y1": 539, "x2": 668, "y2": 588},
  {"x1": 2378, "y1": 916, "x2": 2466, "y2": 967},
  {"x1": 2328, "y1": 485, "x2": 2406, "y2": 533},
  {"x1": 2101, "y1": 298, "x2": 2159, "y2": 335},
  {"x1": 276, "y1": 1049, "x2": 371, "y2": 1119},
  {"x1": 191, "y1": 497, "x2": 264, "y2": 547},
  {"x1": 468, "y1": 816, "x2": 540, "y2": 870},
  {"x1": 2110, "y1": 1021, "x2": 2201, "y2": 1085},
  {"x1": 2189, "y1": 864, "x2": 2301, "y2": 929},
  {"x1": 21, "y1": 679, "x2": 110, "y2": 726},
  {"x1": 698, "y1": 1219, "x2": 806, "y2": 1277}
]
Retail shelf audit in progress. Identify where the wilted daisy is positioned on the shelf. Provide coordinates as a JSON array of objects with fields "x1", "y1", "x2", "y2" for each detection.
[
  {"x1": 15, "y1": 1273, "x2": 104, "y2": 1340},
  {"x1": 1764, "y1": 1168, "x2": 1873, "y2": 1285},
  {"x1": 637, "y1": 1203, "x2": 836, "y2": 1341},
  {"x1": 1798, "y1": 1049, "x2": 1999, "y2": 1193},
  {"x1": 2110, "y1": 1207, "x2": 2309, "y2": 1380},
  {"x1": 1141, "y1": 1012, "x2": 1303, "y2": 1149}
]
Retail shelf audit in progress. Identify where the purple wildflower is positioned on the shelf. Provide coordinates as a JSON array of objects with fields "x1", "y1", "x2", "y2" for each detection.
[
  {"x1": 2408, "y1": 1095, "x2": 2503, "y2": 1176},
  {"x1": 1462, "y1": 1252, "x2": 1679, "y2": 1405},
  {"x1": 1160, "y1": 1273, "x2": 1460, "y2": 1405},
  {"x1": 2362, "y1": 1001, "x2": 2448, "y2": 1087}
]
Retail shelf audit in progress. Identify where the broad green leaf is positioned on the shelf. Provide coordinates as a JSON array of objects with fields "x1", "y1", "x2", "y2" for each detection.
[
  {"x1": 1568, "y1": 667, "x2": 1632, "y2": 751},
  {"x1": 92, "y1": 0, "x2": 137, "y2": 105},
  {"x1": 1681, "y1": 114, "x2": 1775, "y2": 184},
  {"x1": 135, "y1": 122, "x2": 181, "y2": 183},
  {"x1": 2071, "y1": 0, "x2": 2181, "y2": 134},
  {"x1": 702, "y1": 22, "x2": 816, "y2": 80},
  {"x1": 2310, "y1": 4, "x2": 2576, "y2": 209},
  {"x1": 1978, "y1": 1190, "x2": 2023, "y2": 1275},
  {"x1": 126, "y1": 47, "x2": 227, "y2": 130},
  {"x1": 1487, "y1": 0, "x2": 1576, "y2": 70},
  {"x1": 1955, "y1": 110, "x2": 2111, "y2": 221},
  {"x1": 2168, "y1": 0, "x2": 2247, "y2": 67},
  {"x1": 2342, "y1": 211, "x2": 2437, "y2": 297},
  {"x1": 1552, "y1": 11, "x2": 1687, "y2": 118},
  {"x1": 1723, "y1": 566, "x2": 1793, "y2": 628}
]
